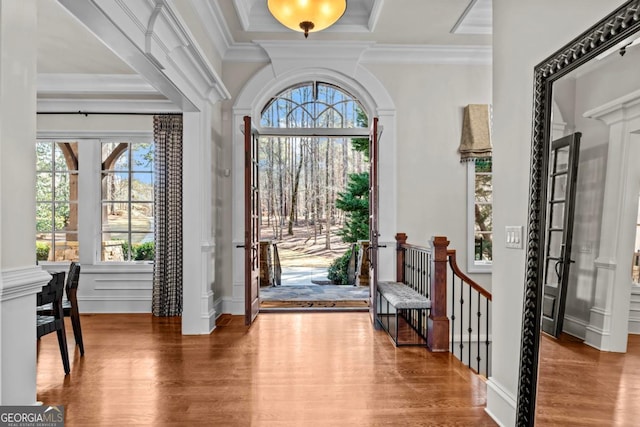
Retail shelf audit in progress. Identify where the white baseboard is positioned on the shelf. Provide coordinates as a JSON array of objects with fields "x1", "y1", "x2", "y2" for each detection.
[
  {"x1": 222, "y1": 296, "x2": 244, "y2": 315},
  {"x1": 629, "y1": 315, "x2": 640, "y2": 335},
  {"x1": 214, "y1": 296, "x2": 225, "y2": 319},
  {"x1": 485, "y1": 378, "x2": 516, "y2": 427},
  {"x1": 78, "y1": 296, "x2": 151, "y2": 313},
  {"x1": 562, "y1": 314, "x2": 588, "y2": 340}
]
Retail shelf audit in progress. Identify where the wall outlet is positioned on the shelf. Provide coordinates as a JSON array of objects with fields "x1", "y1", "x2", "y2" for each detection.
[{"x1": 505, "y1": 226, "x2": 524, "y2": 249}]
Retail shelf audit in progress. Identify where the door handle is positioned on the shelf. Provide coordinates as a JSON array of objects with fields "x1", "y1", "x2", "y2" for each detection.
[{"x1": 236, "y1": 244, "x2": 245, "y2": 248}]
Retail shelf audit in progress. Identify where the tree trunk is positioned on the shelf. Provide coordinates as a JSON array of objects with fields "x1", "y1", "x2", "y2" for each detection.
[{"x1": 287, "y1": 141, "x2": 304, "y2": 235}]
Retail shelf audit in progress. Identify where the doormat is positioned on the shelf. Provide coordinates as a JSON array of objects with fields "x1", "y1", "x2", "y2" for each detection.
[{"x1": 260, "y1": 300, "x2": 369, "y2": 309}]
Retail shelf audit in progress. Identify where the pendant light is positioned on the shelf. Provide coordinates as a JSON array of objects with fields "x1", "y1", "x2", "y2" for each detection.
[{"x1": 267, "y1": 0, "x2": 347, "y2": 38}]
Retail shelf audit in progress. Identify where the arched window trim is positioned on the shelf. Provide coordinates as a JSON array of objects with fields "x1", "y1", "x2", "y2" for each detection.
[{"x1": 260, "y1": 81, "x2": 368, "y2": 133}]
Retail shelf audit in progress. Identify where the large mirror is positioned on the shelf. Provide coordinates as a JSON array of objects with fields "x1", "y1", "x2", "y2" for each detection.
[{"x1": 517, "y1": 1, "x2": 640, "y2": 425}]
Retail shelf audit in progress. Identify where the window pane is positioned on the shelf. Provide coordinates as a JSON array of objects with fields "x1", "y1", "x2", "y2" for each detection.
[
  {"x1": 54, "y1": 173, "x2": 71, "y2": 201},
  {"x1": 554, "y1": 146, "x2": 569, "y2": 172},
  {"x1": 475, "y1": 175, "x2": 492, "y2": 203},
  {"x1": 36, "y1": 203, "x2": 53, "y2": 232},
  {"x1": 102, "y1": 202, "x2": 129, "y2": 232},
  {"x1": 475, "y1": 204, "x2": 493, "y2": 232},
  {"x1": 552, "y1": 174, "x2": 567, "y2": 200},
  {"x1": 548, "y1": 230, "x2": 563, "y2": 258},
  {"x1": 475, "y1": 158, "x2": 492, "y2": 173},
  {"x1": 102, "y1": 172, "x2": 129, "y2": 201},
  {"x1": 474, "y1": 233, "x2": 492, "y2": 261},
  {"x1": 36, "y1": 173, "x2": 53, "y2": 201},
  {"x1": 52, "y1": 232, "x2": 79, "y2": 262},
  {"x1": 131, "y1": 173, "x2": 153, "y2": 201},
  {"x1": 131, "y1": 203, "x2": 153, "y2": 232},
  {"x1": 53, "y1": 203, "x2": 71, "y2": 231},
  {"x1": 102, "y1": 233, "x2": 128, "y2": 261},
  {"x1": 102, "y1": 142, "x2": 129, "y2": 171},
  {"x1": 131, "y1": 143, "x2": 154, "y2": 172},
  {"x1": 36, "y1": 238, "x2": 52, "y2": 262},
  {"x1": 36, "y1": 142, "x2": 52, "y2": 171},
  {"x1": 550, "y1": 203, "x2": 564, "y2": 229}
]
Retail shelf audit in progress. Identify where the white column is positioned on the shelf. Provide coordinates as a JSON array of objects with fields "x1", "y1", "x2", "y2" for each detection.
[
  {"x1": 182, "y1": 107, "x2": 216, "y2": 334},
  {"x1": 0, "y1": 0, "x2": 52, "y2": 405},
  {"x1": 583, "y1": 95, "x2": 640, "y2": 351}
]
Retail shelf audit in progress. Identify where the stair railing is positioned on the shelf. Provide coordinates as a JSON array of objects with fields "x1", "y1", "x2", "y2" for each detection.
[
  {"x1": 447, "y1": 249, "x2": 492, "y2": 377},
  {"x1": 394, "y1": 233, "x2": 492, "y2": 376}
]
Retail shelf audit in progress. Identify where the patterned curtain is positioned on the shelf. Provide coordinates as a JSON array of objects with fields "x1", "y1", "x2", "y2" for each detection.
[{"x1": 152, "y1": 115, "x2": 183, "y2": 316}]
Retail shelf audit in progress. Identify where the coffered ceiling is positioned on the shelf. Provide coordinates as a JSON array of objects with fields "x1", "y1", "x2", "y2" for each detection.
[{"x1": 36, "y1": 0, "x2": 492, "y2": 108}]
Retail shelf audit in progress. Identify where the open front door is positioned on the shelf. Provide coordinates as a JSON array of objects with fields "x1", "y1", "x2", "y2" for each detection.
[
  {"x1": 369, "y1": 117, "x2": 379, "y2": 323},
  {"x1": 244, "y1": 116, "x2": 260, "y2": 326},
  {"x1": 542, "y1": 132, "x2": 581, "y2": 337}
]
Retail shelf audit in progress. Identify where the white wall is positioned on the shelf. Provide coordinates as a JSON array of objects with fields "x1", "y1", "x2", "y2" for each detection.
[
  {"x1": 489, "y1": 0, "x2": 626, "y2": 424},
  {"x1": 217, "y1": 60, "x2": 492, "y2": 309},
  {"x1": 364, "y1": 63, "x2": 492, "y2": 290}
]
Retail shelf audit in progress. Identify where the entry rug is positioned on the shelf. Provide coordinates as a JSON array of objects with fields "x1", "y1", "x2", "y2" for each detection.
[
  {"x1": 260, "y1": 300, "x2": 369, "y2": 309},
  {"x1": 260, "y1": 284, "x2": 370, "y2": 301}
]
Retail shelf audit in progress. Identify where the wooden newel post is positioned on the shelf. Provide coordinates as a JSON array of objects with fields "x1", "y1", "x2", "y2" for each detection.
[
  {"x1": 395, "y1": 233, "x2": 407, "y2": 283},
  {"x1": 429, "y1": 236, "x2": 450, "y2": 352}
]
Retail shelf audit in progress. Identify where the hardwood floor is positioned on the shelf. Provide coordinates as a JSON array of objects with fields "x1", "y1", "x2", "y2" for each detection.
[
  {"x1": 37, "y1": 313, "x2": 495, "y2": 426},
  {"x1": 536, "y1": 333, "x2": 640, "y2": 426}
]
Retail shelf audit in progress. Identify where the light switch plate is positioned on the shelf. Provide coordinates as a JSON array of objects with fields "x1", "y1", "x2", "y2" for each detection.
[{"x1": 505, "y1": 226, "x2": 524, "y2": 249}]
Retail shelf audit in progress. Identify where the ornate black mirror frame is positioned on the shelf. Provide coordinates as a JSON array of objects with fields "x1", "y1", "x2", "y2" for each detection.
[{"x1": 516, "y1": 1, "x2": 640, "y2": 426}]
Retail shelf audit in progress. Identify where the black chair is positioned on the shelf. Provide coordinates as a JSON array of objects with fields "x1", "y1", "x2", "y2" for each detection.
[
  {"x1": 37, "y1": 271, "x2": 70, "y2": 374},
  {"x1": 38, "y1": 262, "x2": 84, "y2": 355}
]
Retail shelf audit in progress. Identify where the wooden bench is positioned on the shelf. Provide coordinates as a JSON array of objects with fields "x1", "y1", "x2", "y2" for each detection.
[{"x1": 376, "y1": 281, "x2": 431, "y2": 346}]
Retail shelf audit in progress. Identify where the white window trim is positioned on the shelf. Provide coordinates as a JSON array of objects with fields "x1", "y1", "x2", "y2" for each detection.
[
  {"x1": 36, "y1": 131, "x2": 154, "y2": 266},
  {"x1": 467, "y1": 161, "x2": 492, "y2": 273}
]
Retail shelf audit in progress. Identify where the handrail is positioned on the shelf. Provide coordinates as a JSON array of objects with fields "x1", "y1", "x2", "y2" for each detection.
[{"x1": 446, "y1": 249, "x2": 492, "y2": 300}]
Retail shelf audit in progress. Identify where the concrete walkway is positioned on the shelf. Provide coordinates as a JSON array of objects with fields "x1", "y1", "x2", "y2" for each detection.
[{"x1": 261, "y1": 266, "x2": 369, "y2": 302}]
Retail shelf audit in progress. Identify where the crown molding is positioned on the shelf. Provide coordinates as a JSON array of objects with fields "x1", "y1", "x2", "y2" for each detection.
[
  {"x1": 256, "y1": 40, "x2": 374, "y2": 76},
  {"x1": 224, "y1": 42, "x2": 270, "y2": 62},
  {"x1": 37, "y1": 98, "x2": 180, "y2": 114},
  {"x1": 361, "y1": 44, "x2": 492, "y2": 65},
  {"x1": 225, "y1": 42, "x2": 492, "y2": 65},
  {"x1": 37, "y1": 73, "x2": 157, "y2": 96}
]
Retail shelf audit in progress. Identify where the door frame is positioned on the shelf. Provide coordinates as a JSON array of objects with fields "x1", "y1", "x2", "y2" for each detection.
[{"x1": 231, "y1": 66, "x2": 396, "y2": 319}]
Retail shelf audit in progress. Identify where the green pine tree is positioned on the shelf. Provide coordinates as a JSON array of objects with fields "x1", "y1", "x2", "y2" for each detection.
[{"x1": 335, "y1": 172, "x2": 369, "y2": 242}]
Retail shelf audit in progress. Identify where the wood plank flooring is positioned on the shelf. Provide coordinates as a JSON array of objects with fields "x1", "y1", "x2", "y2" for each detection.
[
  {"x1": 536, "y1": 333, "x2": 640, "y2": 426},
  {"x1": 36, "y1": 313, "x2": 495, "y2": 426}
]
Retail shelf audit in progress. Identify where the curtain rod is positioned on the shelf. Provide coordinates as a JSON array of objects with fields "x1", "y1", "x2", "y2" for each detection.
[{"x1": 37, "y1": 111, "x2": 182, "y2": 116}]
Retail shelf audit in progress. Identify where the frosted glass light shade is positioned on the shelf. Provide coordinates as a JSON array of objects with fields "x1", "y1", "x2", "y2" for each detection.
[{"x1": 267, "y1": 0, "x2": 346, "y2": 37}]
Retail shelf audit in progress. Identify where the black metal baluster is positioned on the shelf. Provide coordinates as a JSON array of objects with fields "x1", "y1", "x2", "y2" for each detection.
[
  {"x1": 468, "y1": 284, "x2": 472, "y2": 370},
  {"x1": 451, "y1": 270, "x2": 455, "y2": 353},
  {"x1": 477, "y1": 291, "x2": 481, "y2": 375},
  {"x1": 485, "y1": 298, "x2": 490, "y2": 377},
  {"x1": 459, "y1": 277, "x2": 464, "y2": 362}
]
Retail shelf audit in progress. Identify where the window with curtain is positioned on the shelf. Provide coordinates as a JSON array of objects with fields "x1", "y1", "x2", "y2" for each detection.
[
  {"x1": 101, "y1": 141, "x2": 155, "y2": 261},
  {"x1": 36, "y1": 141, "x2": 79, "y2": 262},
  {"x1": 468, "y1": 158, "x2": 493, "y2": 272},
  {"x1": 459, "y1": 104, "x2": 492, "y2": 273}
]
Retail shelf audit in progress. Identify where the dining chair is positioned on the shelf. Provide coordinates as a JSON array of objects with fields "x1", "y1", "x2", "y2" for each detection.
[
  {"x1": 37, "y1": 262, "x2": 84, "y2": 356},
  {"x1": 37, "y1": 271, "x2": 70, "y2": 374}
]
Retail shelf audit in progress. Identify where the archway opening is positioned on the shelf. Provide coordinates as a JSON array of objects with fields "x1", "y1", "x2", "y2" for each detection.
[{"x1": 256, "y1": 81, "x2": 371, "y2": 309}]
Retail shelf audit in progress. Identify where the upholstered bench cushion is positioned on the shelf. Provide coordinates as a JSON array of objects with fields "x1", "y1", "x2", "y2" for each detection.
[{"x1": 377, "y1": 281, "x2": 431, "y2": 309}]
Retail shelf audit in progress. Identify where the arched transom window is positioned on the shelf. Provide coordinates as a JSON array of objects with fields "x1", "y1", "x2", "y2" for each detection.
[{"x1": 261, "y1": 82, "x2": 367, "y2": 129}]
